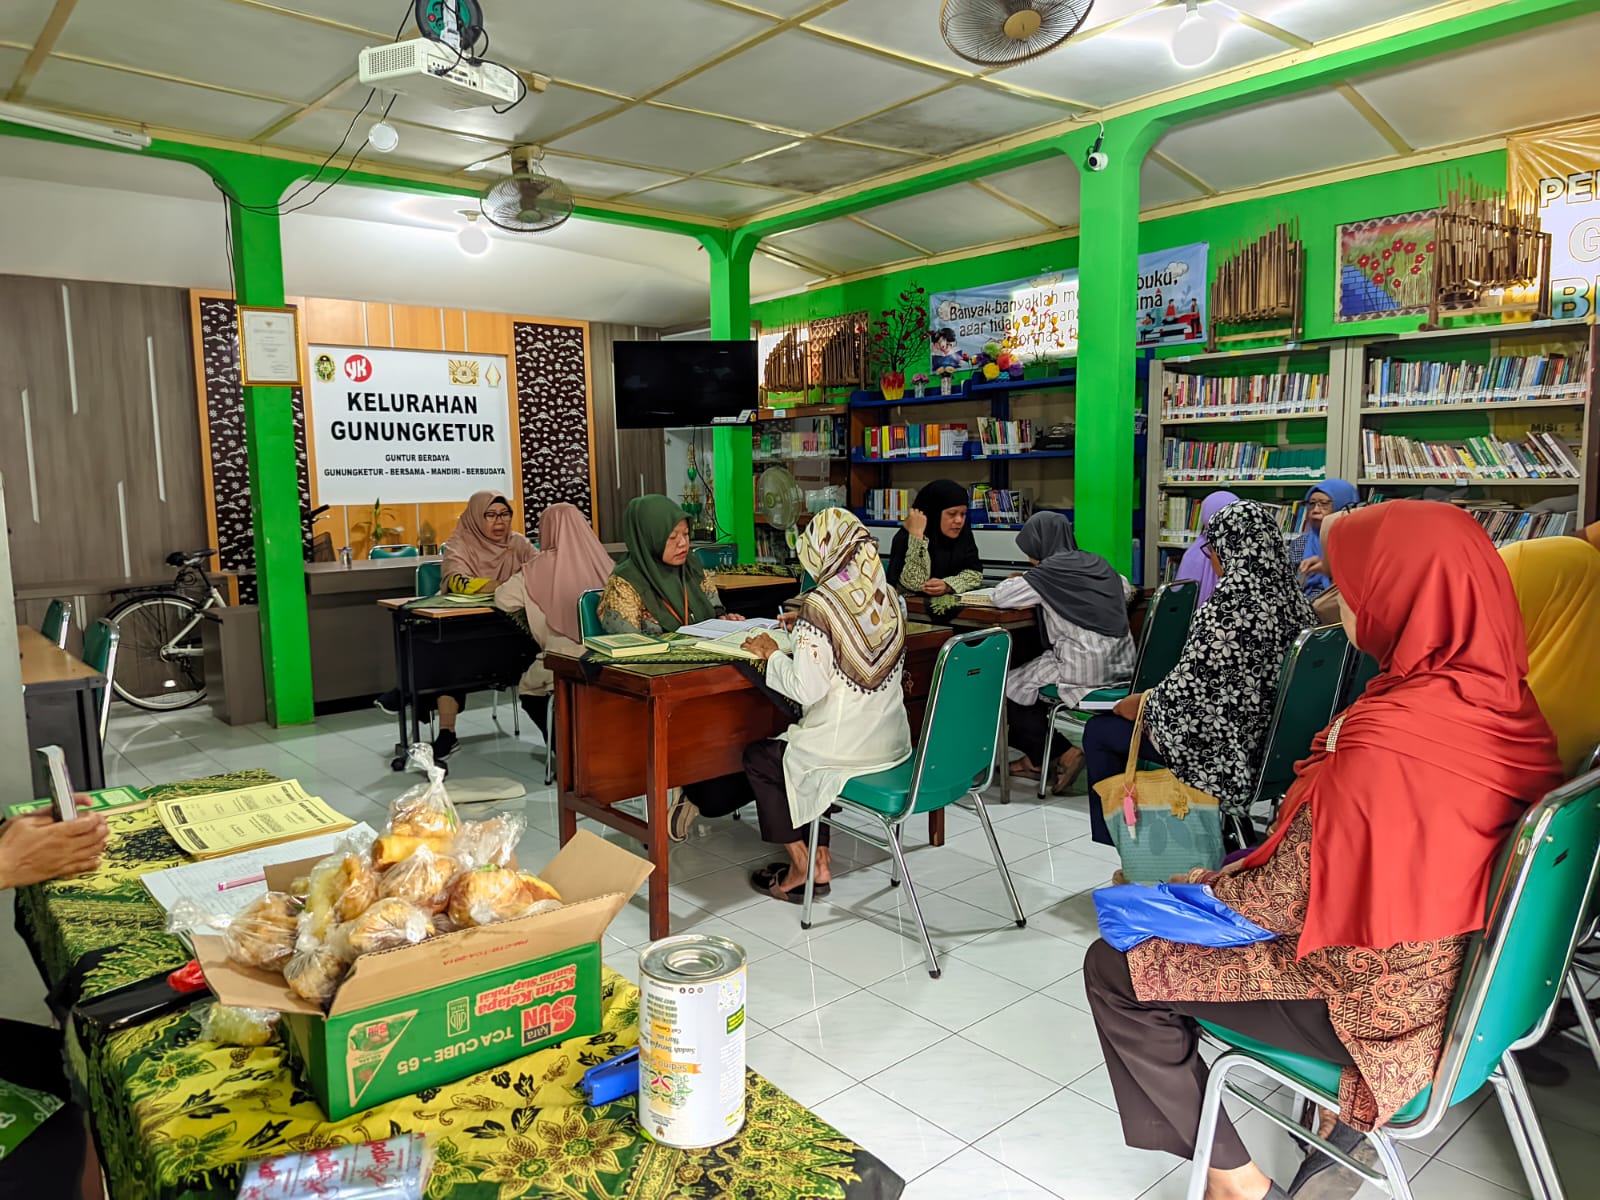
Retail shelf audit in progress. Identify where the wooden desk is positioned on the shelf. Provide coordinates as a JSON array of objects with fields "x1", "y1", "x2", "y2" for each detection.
[
  {"x1": 377, "y1": 597, "x2": 534, "y2": 770},
  {"x1": 19, "y1": 627, "x2": 107, "y2": 792},
  {"x1": 709, "y1": 571, "x2": 801, "y2": 615},
  {"x1": 551, "y1": 624, "x2": 959, "y2": 940}
]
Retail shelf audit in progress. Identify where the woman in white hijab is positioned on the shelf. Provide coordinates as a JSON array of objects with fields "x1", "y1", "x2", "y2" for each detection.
[{"x1": 739, "y1": 508, "x2": 913, "y2": 903}]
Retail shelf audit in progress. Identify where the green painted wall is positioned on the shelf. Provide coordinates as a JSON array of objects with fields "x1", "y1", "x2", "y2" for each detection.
[{"x1": 752, "y1": 150, "x2": 1509, "y2": 347}]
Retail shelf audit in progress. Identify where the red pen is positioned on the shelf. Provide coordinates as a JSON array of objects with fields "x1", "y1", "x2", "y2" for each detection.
[{"x1": 216, "y1": 873, "x2": 266, "y2": 891}]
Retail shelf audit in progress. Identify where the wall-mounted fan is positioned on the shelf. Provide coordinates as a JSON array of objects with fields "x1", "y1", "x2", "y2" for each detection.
[
  {"x1": 940, "y1": 0, "x2": 1095, "y2": 67},
  {"x1": 479, "y1": 145, "x2": 573, "y2": 234}
]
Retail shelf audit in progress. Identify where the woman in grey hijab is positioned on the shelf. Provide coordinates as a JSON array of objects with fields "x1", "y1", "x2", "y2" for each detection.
[{"x1": 994, "y1": 512, "x2": 1135, "y2": 792}]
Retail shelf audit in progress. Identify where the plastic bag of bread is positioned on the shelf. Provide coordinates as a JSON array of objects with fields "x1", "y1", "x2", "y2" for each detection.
[
  {"x1": 330, "y1": 897, "x2": 435, "y2": 959},
  {"x1": 298, "y1": 849, "x2": 380, "y2": 942},
  {"x1": 376, "y1": 845, "x2": 458, "y2": 914},
  {"x1": 198, "y1": 1001, "x2": 279, "y2": 1047},
  {"x1": 446, "y1": 864, "x2": 562, "y2": 928},
  {"x1": 284, "y1": 941, "x2": 348, "y2": 1009},
  {"x1": 375, "y1": 750, "x2": 460, "y2": 867},
  {"x1": 164, "y1": 893, "x2": 302, "y2": 971},
  {"x1": 452, "y1": 813, "x2": 526, "y2": 872}
]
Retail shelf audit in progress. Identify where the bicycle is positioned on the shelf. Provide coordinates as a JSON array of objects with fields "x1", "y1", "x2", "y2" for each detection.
[{"x1": 105, "y1": 549, "x2": 227, "y2": 711}]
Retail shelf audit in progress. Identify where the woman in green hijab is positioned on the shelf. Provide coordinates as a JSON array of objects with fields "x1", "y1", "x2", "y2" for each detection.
[{"x1": 599, "y1": 495, "x2": 724, "y2": 634}]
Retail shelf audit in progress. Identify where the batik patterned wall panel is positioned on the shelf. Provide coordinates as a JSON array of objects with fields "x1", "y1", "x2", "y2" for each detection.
[
  {"x1": 196, "y1": 296, "x2": 311, "y2": 602},
  {"x1": 514, "y1": 321, "x2": 592, "y2": 541}
]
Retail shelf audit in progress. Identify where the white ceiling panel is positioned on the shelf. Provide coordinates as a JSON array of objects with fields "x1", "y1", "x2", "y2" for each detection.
[
  {"x1": 655, "y1": 31, "x2": 949, "y2": 135},
  {"x1": 713, "y1": 139, "x2": 923, "y2": 191},
  {"x1": 832, "y1": 84, "x2": 1073, "y2": 155},
  {"x1": 858, "y1": 185, "x2": 1052, "y2": 253},
  {"x1": 271, "y1": 1, "x2": 412, "y2": 37},
  {"x1": 1141, "y1": 157, "x2": 1207, "y2": 209},
  {"x1": 803, "y1": 0, "x2": 981, "y2": 71},
  {"x1": 1155, "y1": 89, "x2": 1396, "y2": 192},
  {"x1": 765, "y1": 218, "x2": 917, "y2": 273},
  {"x1": 55, "y1": 0, "x2": 375, "y2": 104},
  {"x1": 472, "y1": 0, "x2": 775, "y2": 97},
  {"x1": 0, "y1": 0, "x2": 54, "y2": 43},
  {"x1": 0, "y1": 46, "x2": 27, "y2": 93},
  {"x1": 741, "y1": 0, "x2": 840, "y2": 16},
  {"x1": 982, "y1": 158, "x2": 1082, "y2": 227},
  {"x1": 378, "y1": 83, "x2": 621, "y2": 147},
  {"x1": 993, "y1": 8, "x2": 1288, "y2": 106},
  {"x1": 549, "y1": 107, "x2": 792, "y2": 173},
  {"x1": 26, "y1": 59, "x2": 298, "y2": 138},
  {"x1": 1351, "y1": 14, "x2": 1600, "y2": 149},
  {"x1": 1229, "y1": 0, "x2": 1445, "y2": 43},
  {"x1": 268, "y1": 107, "x2": 501, "y2": 172},
  {"x1": 630, "y1": 179, "x2": 798, "y2": 217}
]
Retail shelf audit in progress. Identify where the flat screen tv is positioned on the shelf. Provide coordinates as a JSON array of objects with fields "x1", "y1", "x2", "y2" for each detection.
[{"x1": 613, "y1": 340, "x2": 758, "y2": 429}]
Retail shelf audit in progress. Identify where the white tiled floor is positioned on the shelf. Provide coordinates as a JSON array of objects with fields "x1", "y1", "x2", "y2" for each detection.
[{"x1": 5, "y1": 698, "x2": 1598, "y2": 1200}]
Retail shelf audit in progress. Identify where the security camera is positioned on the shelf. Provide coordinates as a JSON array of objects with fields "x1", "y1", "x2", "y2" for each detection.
[{"x1": 1085, "y1": 126, "x2": 1108, "y2": 172}]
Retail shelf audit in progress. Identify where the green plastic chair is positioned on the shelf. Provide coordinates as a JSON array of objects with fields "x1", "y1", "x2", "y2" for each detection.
[
  {"x1": 80, "y1": 618, "x2": 120, "y2": 741},
  {"x1": 800, "y1": 627, "x2": 1024, "y2": 978},
  {"x1": 40, "y1": 598, "x2": 71, "y2": 649},
  {"x1": 415, "y1": 561, "x2": 443, "y2": 597},
  {"x1": 1229, "y1": 624, "x2": 1350, "y2": 847},
  {"x1": 1186, "y1": 767, "x2": 1600, "y2": 1200},
  {"x1": 1036, "y1": 578, "x2": 1199, "y2": 798},
  {"x1": 577, "y1": 589, "x2": 604, "y2": 639},
  {"x1": 1561, "y1": 743, "x2": 1600, "y2": 1075},
  {"x1": 370, "y1": 544, "x2": 419, "y2": 559},
  {"x1": 1336, "y1": 650, "x2": 1382, "y2": 713}
]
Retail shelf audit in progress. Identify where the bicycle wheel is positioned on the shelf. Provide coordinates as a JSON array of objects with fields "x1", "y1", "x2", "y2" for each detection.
[{"x1": 106, "y1": 593, "x2": 208, "y2": 710}]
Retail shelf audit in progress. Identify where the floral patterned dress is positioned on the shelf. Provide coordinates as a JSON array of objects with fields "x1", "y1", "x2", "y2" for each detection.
[{"x1": 1127, "y1": 808, "x2": 1467, "y2": 1130}]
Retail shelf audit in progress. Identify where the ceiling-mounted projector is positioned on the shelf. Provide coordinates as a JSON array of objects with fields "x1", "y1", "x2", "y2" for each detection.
[{"x1": 358, "y1": 38, "x2": 519, "y2": 110}]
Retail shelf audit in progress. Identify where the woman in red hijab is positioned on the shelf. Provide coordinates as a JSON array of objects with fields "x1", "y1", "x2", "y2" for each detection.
[{"x1": 1083, "y1": 500, "x2": 1562, "y2": 1200}]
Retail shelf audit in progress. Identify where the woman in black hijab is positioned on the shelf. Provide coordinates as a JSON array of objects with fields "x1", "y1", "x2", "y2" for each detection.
[{"x1": 887, "y1": 479, "x2": 984, "y2": 597}]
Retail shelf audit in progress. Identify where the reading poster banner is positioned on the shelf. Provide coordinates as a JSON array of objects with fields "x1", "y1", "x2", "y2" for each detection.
[
  {"x1": 928, "y1": 243, "x2": 1209, "y2": 369},
  {"x1": 1508, "y1": 115, "x2": 1600, "y2": 320},
  {"x1": 307, "y1": 345, "x2": 515, "y2": 505}
]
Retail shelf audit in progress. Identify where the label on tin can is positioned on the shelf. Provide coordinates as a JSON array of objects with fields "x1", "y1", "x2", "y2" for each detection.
[
  {"x1": 236, "y1": 1134, "x2": 429, "y2": 1199},
  {"x1": 637, "y1": 936, "x2": 747, "y2": 1149}
]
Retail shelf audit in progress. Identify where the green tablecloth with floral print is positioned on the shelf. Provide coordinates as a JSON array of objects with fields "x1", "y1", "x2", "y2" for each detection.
[{"x1": 14, "y1": 772, "x2": 904, "y2": 1200}]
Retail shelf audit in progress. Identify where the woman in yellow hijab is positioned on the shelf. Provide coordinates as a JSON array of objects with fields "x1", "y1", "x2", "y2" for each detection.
[{"x1": 1500, "y1": 536, "x2": 1600, "y2": 776}]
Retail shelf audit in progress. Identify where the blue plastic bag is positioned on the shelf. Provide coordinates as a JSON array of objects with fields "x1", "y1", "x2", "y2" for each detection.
[{"x1": 1093, "y1": 883, "x2": 1277, "y2": 952}]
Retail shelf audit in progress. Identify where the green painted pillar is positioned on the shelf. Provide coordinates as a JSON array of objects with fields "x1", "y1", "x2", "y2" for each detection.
[
  {"x1": 1071, "y1": 120, "x2": 1160, "y2": 577},
  {"x1": 702, "y1": 230, "x2": 757, "y2": 561},
  {"x1": 211, "y1": 161, "x2": 315, "y2": 725}
]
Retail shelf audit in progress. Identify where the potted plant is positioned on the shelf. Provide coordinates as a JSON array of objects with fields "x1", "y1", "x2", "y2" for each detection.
[
  {"x1": 868, "y1": 284, "x2": 928, "y2": 402},
  {"x1": 351, "y1": 499, "x2": 405, "y2": 558},
  {"x1": 910, "y1": 372, "x2": 929, "y2": 398}
]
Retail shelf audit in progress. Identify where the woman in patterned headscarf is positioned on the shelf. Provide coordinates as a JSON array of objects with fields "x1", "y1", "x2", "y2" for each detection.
[
  {"x1": 1081, "y1": 500, "x2": 1314, "y2": 843},
  {"x1": 740, "y1": 509, "x2": 913, "y2": 903}
]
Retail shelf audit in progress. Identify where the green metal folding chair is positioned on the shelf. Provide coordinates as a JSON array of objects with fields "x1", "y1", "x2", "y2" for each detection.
[
  {"x1": 415, "y1": 561, "x2": 443, "y2": 597},
  {"x1": 80, "y1": 618, "x2": 120, "y2": 741},
  {"x1": 1227, "y1": 624, "x2": 1350, "y2": 848},
  {"x1": 800, "y1": 627, "x2": 1024, "y2": 978},
  {"x1": 1335, "y1": 649, "x2": 1381, "y2": 713},
  {"x1": 1187, "y1": 767, "x2": 1600, "y2": 1200},
  {"x1": 41, "y1": 598, "x2": 71, "y2": 649},
  {"x1": 1561, "y1": 744, "x2": 1600, "y2": 1074},
  {"x1": 1036, "y1": 578, "x2": 1199, "y2": 798},
  {"x1": 370, "y1": 544, "x2": 419, "y2": 559},
  {"x1": 578, "y1": 589, "x2": 604, "y2": 639}
]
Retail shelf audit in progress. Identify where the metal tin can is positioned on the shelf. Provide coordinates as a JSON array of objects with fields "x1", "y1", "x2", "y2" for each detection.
[{"x1": 637, "y1": 934, "x2": 747, "y2": 1148}]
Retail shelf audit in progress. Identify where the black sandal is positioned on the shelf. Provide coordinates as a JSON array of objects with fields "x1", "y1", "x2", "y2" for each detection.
[{"x1": 750, "y1": 862, "x2": 788, "y2": 890}]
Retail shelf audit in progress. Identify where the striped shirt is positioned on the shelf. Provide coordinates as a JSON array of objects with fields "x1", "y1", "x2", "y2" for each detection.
[{"x1": 993, "y1": 575, "x2": 1136, "y2": 706}]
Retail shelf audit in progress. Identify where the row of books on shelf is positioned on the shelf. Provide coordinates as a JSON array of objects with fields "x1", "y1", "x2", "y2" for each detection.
[
  {"x1": 970, "y1": 484, "x2": 1033, "y2": 525},
  {"x1": 1365, "y1": 351, "x2": 1590, "y2": 408},
  {"x1": 1158, "y1": 497, "x2": 1311, "y2": 546},
  {"x1": 860, "y1": 423, "x2": 969, "y2": 460},
  {"x1": 1360, "y1": 430, "x2": 1580, "y2": 481},
  {"x1": 1365, "y1": 493, "x2": 1574, "y2": 546},
  {"x1": 1161, "y1": 372, "x2": 1330, "y2": 421},
  {"x1": 1161, "y1": 439, "x2": 1326, "y2": 482},
  {"x1": 754, "y1": 419, "x2": 845, "y2": 461},
  {"x1": 974, "y1": 417, "x2": 1036, "y2": 456}
]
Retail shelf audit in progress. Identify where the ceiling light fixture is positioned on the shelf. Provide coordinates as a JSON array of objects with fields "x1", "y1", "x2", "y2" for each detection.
[
  {"x1": 0, "y1": 101, "x2": 150, "y2": 150},
  {"x1": 366, "y1": 120, "x2": 399, "y2": 152},
  {"x1": 1171, "y1": 0, "x2": 1220, "y2": 69},
  {"x1": 457, "y1": 210, "x2": 490, "y2": 256}
]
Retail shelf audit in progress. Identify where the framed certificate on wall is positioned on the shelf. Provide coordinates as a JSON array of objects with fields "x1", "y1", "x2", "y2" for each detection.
[{"x1": 237, "y1": 304, "x2": 303, "y2": 387}]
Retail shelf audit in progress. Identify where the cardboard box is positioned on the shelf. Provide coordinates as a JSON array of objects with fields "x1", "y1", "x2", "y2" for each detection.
[{"x1": 194, "y1": 830, "x2": 653, "y2": 1120}]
